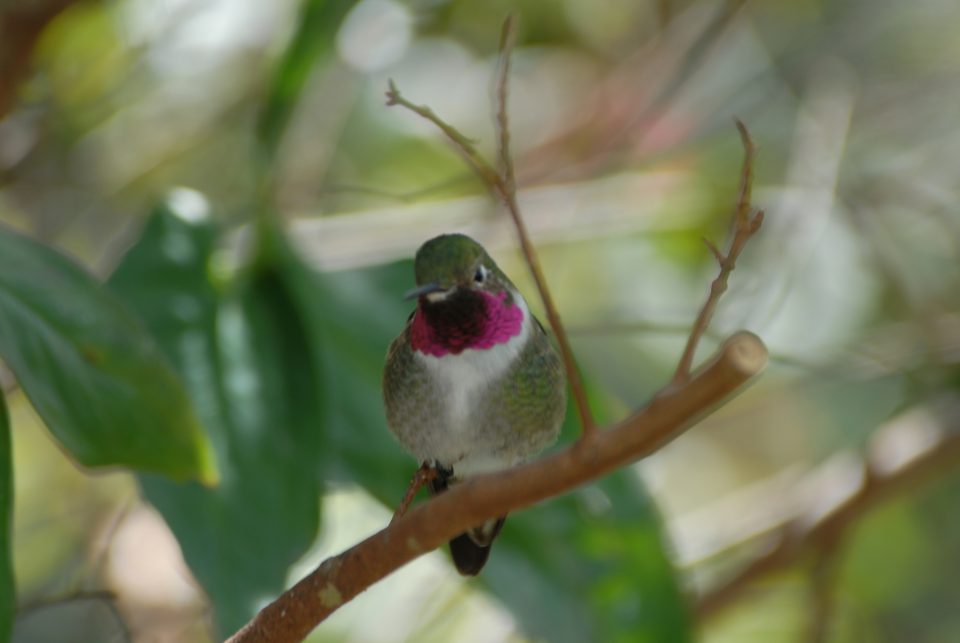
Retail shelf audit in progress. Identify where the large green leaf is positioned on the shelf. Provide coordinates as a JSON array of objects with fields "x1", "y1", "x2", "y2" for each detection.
[
  {"x1": 0, "y1": 223, "x2": 215, "y2": 481},
  {"x1": 108, "y1": 202, "x2": 324, "y2": 636},
  {"x1": 0, "y1": 393, "x2": 13, "y2": 643}
]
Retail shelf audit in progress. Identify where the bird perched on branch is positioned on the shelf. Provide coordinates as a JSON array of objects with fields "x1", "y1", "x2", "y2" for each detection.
[{"x1": 383, "y1": 233, "x2": 567, "y2": 575}]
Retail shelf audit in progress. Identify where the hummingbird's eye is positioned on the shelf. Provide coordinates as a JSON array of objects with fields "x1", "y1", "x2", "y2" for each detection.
[{"x1": 474, "y1": 266, "x2": 486, "y2": 284}]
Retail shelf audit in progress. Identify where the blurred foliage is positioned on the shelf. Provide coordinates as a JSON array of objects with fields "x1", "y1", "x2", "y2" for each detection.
[
  {"x1": 0, "y1": 223, "x2": 215, "y2": 481},
  {"x1": 256, "y1": 0, "x2": 356, "y2": 165},
  {"x1": 107, "y1": 204, "x2": 326, "y2": 636},
  {"x1": 0, "y1": 395, "x2": 11, "y2": 642},
  {"x1": 1, "y1": 0, "x2": 960, "y2": 641}
]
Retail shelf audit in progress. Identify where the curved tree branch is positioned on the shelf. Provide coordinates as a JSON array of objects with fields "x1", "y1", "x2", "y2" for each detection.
[{"x1": 227, "y1": 331, "x2": 768, "y2": 643}]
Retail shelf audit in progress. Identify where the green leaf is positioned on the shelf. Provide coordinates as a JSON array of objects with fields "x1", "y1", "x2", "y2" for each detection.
[
  {"x1": 108, "y1": 202, "x2": 324, "y2": 635},
  {"x1": 0, "y1": 394, "x2": 13, "y2": 643},
  {"x1": 256, "y1": 0, "x2": 358, "y2": 163},
  {"x1": 0, "y1": 223, "x2": 215, "y2": 482}
]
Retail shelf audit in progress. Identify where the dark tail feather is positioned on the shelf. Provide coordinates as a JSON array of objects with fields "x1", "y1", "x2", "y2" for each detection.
[
  {"x1": 428, "y1": 464, "x2": 505, "y2": 576},
  {"x1": 449, "y1": 517, "x2": 505, "y2": 576}
]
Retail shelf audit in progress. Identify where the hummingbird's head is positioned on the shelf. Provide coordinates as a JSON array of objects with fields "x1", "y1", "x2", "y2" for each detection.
[
  {"x1": 407, "y1": 234, "x2": 513, "y2": 302},
  {"x1": 406, "y1": 234, "x2": 525, "y2": 356}
]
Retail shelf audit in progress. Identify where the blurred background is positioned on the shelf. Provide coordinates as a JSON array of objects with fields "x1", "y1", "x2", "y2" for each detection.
[{"x1": 3, "y1": 0, "x2": 960, "y2": 641}]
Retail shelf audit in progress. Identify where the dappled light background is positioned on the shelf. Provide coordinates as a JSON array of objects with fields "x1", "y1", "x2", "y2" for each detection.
[{"x1": 3, "y1": 0, "x2": 960, "y2": 641}]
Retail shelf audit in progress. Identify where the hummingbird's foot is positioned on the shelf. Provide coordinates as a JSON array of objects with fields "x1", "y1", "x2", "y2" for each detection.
[{"x1": 392, "y1": 462, "x2": 440, "y2": 523}]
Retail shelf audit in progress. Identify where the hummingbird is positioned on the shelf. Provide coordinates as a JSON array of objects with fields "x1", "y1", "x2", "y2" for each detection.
[{"x1": 382, "y1": 233, "x2": 567, "y2": 575}]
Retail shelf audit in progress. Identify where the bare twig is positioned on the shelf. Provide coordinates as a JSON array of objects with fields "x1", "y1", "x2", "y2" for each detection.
[
  {"x1": 672, "y1": 119, "x2": 763, "y2": 386},
  {"x1": 491, "y1": 16, "x2": 595, "y2": 435},
  {"x1": 695, "y1": 401, "x2": 960, "y2": 619},
  {"x1": 385, "y1": 81, "x2": 497, "y2": 187},
  {"x1": 227, "y1": 332, "x2": 767, "y2": 643},
  {"x1": 495, "y1": 14, "x2": 518, "y2": 194},
  {"x1": 386, "y1": 19, "x2": 596, "y2": 435}
]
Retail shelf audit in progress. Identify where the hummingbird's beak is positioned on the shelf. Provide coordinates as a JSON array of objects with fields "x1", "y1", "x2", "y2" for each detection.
[{"x1": 404, "y1": 282, "x2": 446, "y2": 300}]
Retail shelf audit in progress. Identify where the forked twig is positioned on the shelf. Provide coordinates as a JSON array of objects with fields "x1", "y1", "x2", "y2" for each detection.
[
  {"x1": 385, "y1": 80, "x2": 495, "y2": 182},
  {"x1": 386, "y1": 16, "x2": 596, "y2": 435},
  {"x1": 671, "y1": 119, "x2": 764, "y2": 386}
]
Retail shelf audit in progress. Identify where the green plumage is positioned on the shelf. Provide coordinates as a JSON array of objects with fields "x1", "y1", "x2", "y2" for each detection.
[
  {"x1": 382, "y1": 234, "x2": 567, "y2": 575},
  {"x1": 383, "y1": 313, "x2": 566, "y2": 469}
]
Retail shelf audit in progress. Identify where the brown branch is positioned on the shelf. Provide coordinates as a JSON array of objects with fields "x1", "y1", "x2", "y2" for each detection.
[
  {"x1": 695, "y1": 400, "x2": 960, "y2": 619},
  {"x1": 386, "y1": 20, "x2": 596, "y2": 435},
  {"x1": 672, "y1": 120, "x2": 763, "y2": 386},
  {"x1": 227, "y1": 332, "x2": 768, "y2": 643}
]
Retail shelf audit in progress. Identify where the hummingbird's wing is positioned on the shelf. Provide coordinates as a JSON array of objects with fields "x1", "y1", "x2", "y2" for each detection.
[
  {"x1": 383, "y1": 323, "x2": 439, "y2": 462},
  {"x1": 483, "y1": 313, "x2": 567, "y2": 454}
]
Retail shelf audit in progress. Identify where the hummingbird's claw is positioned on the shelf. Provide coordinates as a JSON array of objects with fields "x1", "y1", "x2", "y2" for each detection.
[{"x1": 391, "y1": 463, "x2": 440, "y2": 523}]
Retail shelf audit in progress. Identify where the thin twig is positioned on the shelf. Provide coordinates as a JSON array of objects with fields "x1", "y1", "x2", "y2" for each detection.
[
  {"x1": 491, "y1": 16, "x2": 595, "y2": 434},
  {"x1": 226, "y1": 332, "x2": 768, "y2": 643},
  {"x1": 671, "y1": 119, "x2": 763, "y2": 386},
  {"x1": 385, "y1": 19, "x2": 596, "y2": 435},
  {"x1": 385, "y1": 80, "x2": 498, "y2": 187},
  {"x1": 495, "y1": 14, "x2": 518, "y2": 194}
]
